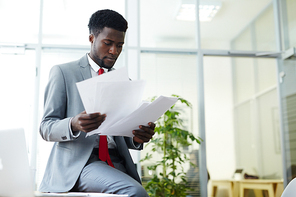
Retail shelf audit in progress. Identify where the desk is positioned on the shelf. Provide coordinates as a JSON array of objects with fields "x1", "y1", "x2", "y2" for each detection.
[
  {"x1": 211, "y1": 180, "x2": 239, "y2": 197},
  {"x1": 211, "y1": 179, "x2": 283, "y2": 197},
  {"x1": 239, "y1": 179, "x2": 283, "y2": 197}
]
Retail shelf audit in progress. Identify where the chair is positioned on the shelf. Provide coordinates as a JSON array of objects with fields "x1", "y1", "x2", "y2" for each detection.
[{"x1": 281, "y1": 178, "x2": 296, "y2": 197}]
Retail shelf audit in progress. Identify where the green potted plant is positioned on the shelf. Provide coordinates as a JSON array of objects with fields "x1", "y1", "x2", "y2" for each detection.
[{"x1": 141, "y1": 95, "x2": 202, "y2": 197}]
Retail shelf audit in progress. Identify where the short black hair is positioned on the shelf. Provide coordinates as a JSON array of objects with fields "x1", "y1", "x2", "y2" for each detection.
[{"x1": 88, "y1": 9, "x2": 128, "y2": 37}]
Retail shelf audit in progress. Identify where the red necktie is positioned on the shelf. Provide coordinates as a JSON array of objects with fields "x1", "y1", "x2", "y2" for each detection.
[{"x1": 98, "y1": 68, "x2": 114, "y2": 168}]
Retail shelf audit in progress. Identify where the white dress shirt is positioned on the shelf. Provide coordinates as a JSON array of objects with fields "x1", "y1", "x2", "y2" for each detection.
[
  {"x1": 87, "y1": 54, "x2": 117, "y2": 149},
  {"x1": 68, "y1": 54, "x2": 117, "y2": 149}
]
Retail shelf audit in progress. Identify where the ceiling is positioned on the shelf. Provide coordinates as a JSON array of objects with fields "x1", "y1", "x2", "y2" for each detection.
[{"x1": 140, "y1": 0, "x2": 273, "y2": 48}]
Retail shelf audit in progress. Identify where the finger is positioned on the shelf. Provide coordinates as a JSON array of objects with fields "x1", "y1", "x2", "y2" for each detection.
[
  {"x1": 80, "y1": 121, "x2": 104, "y2": 133},
  {"x1": 133, "y1": 130, "x2": 154, "y2": 141},
  {"x1": 138, "y1": 125, "x2": 155, "y2": 136},
  {"x1": 148, "y1": 122, "x2": 156, "y2": 129},
  {"x1": 133, "y1": 136, "x2": 148, "y2": 144},
  {"x1": 77, "y1": 115, "x2": 106, "y2": 133},
  {"x1": 133, "y1": 136, "x2": 144, "y2": 144},
  {"x1": 79, "y1": 112, "x2": 105, "y2": 120},
  {"x1": 79, "y1": 116, "x2": 106, "y2": 127}
]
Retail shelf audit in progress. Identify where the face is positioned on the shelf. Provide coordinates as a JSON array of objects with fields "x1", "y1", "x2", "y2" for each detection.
[{"x1": 89, "y1": 27, "x2": 125, "y2": 69}]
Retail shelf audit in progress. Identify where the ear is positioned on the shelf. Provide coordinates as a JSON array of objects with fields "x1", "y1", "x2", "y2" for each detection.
[{"x1": 89, "y1": 34, "x2": 94, "y2": 43}]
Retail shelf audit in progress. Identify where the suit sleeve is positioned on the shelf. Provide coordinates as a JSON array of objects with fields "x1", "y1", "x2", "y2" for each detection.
[
  {"x1": 39, "y1": 65, "x2": 80, "y2": 142},
  {"x1": 124, "y1": 137, "x2": 143, "y2": 150}
]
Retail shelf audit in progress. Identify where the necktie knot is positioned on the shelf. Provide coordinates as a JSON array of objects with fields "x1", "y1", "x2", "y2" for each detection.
[{"x1": 98, "y1": 68, "x2": 104, "y2": 75}]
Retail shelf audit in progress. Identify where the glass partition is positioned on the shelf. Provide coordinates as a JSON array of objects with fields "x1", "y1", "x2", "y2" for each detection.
[
  {"x1": 278, "y1": 0, "x2": 296, "y2": 185},
  {"x1": 233, "y1": 58, "x2": 255, "y2": 103},
  {"x1": 277, "y1": 58, "x2": 296, "y2": 184},
  {"x1": 204, "y1": 56, "x2": 281, "y2": 196},
  {"x1": 232, "y1": 57, "x2": 281, "y2": 179},
  {"x1": 42, "y1": 0, "x2": 125, "y2": 45},
  {"x1": 0, "y1": 0, "x2": 40, "y2": 43},
  {"x1": 256, "y1": 58, "x2": 277, "y2": 92},
  {"x1": 0, "y1": 50, "x2": 36, "y2": 159},
  {"x1": 229, "y1": 1, "x2": 275, "y2": 51},
  {"x1": 203, "y1": 56, "x2": 235, "y2": 181},
  {"x1": 140, "y1": 52, "x2": 200, "y2": 195}
]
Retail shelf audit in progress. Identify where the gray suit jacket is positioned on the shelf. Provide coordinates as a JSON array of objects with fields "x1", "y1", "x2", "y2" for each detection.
[{"x1": 39, "y1": 54, "x2": 142, "y2": 192}]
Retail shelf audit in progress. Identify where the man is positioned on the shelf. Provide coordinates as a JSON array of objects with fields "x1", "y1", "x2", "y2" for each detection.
[{"x1": 39, "y1": 9, "x2": 154, "y2": 197}]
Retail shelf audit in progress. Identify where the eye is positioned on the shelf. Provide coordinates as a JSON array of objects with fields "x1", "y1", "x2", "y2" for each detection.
[{"x1": 104, "y1": 42, "x2": 111, "y2": 46}]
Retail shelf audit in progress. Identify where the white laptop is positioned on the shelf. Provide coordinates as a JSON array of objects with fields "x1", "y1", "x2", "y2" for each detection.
[
  {"x1": 0, "y1": 128, "x2": 128, "y2": 197},
  {"x1": 0, "y1": 128, "x2": 34, "y2": 197}
]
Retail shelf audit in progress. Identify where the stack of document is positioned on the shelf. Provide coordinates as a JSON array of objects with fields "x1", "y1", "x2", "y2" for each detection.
[{"x1": 76, "y1": 67, "x2": 178, "y2": 137}]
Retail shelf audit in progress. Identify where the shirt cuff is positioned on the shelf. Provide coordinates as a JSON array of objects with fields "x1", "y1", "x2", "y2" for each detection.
[
  {"x1": 69, "y1": 117, "x2": 81, "y2": 139},
  {"x1": 132, "y1": 139, "x2": 142, "y2": 149}
]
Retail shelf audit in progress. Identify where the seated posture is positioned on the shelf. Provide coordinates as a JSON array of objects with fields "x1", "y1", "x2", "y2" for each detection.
[{"x1": 39, "y1": 9, "x2": 155, "y2": 197}]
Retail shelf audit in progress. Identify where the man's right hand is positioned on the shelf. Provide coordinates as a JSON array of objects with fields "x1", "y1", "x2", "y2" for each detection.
[{"x1": 71, "y1": 111, "x2": 106, "y2": 133}]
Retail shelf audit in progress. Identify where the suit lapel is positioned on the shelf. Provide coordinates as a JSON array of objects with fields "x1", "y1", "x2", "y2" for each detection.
[{"x1": 79, "y1": 54, "x2": 92, "y2": 80}]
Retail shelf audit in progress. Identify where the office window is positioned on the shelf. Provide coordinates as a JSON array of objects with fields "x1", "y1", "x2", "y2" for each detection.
[
  {"x1": 0, "y1": 0, "x2": 40, "y2": 43},
  {"x1": 0, "y1": 50, "x2": 36, "y2": 159},
  {"x1": 233, "y1": 57, "x2": 281, "y2": 179},
  {"x1": 256, "y1": 58, "x2": 277, "y2": 93},
  {"x1": 203, "y1": 56, "x2": 235, "y2": 180},
  {"x1": 235, "y1": 101, "x2": 255, "y2": 174},
  {"x1": 257, "y1": 90, "x2": 282, "y2": 178},
  {"x1": 233, "y1": 57, "x2": 277, "y2": 103},
  {"x1": 235, "y1": 89, "x2": 281, "y2": 178},
  {"x1": 278, "y1": 0, "x2": 296, "y2": 183},
  {"x1": 140, "y1": 52, "x2": 200, "y2": 191},
  {"x1": 204, "y1": 56, "x2": 281, "y2": 182},
  {"x1": 42, "y1": 0, "x2": 125, "y2": 45},
  {"x1": 140, "y1": 53, "x2": 197, "y2": 104},
  {"x1": 233, "y1": 57, "x2": 255, "y2": 104}
]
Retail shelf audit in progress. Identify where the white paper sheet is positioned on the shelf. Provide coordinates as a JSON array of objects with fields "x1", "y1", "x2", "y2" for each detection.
[
  {"x1": 76, "y1": 67, "x2": 129, "y2": 114},
  {"x1": 87, "y1": 80, "x2": 146, "y2": 136},
  {"x1": 97, "y1": 96, "x2": 178, "y2": 137},
  {"x1": 76, "y1": 67, "x2": 178, "y2": 137}
]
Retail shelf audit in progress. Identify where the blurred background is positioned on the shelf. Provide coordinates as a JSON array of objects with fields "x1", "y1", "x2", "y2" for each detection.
[{"x1": 0, "y1": 0, "x2": 296, "y2": 196}]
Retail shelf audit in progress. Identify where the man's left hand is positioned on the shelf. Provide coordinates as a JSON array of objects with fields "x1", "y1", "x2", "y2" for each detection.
[{"x1": 133, "y1": 122, "x2": 155, "y2": 144}]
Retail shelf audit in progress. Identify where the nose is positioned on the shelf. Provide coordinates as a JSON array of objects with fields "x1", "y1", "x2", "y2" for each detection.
[{"x1": 109, "y1": 45, "x2": 119, "y2": 55}]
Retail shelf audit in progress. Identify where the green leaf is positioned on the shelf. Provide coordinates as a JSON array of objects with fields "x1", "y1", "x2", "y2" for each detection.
[{"x1": 141, "y1": 94, "x2": 202, "y2": 197}]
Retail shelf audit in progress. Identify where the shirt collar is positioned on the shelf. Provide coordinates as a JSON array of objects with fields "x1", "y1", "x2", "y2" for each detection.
[{"x1": 87, "y1": 54, "x2": 108, "y2": 73}]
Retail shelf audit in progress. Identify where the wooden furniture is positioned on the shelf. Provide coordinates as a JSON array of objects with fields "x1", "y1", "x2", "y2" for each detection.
[
  {"x1": 211, "y1": 180, "x2": 239, "y2": 197},
  {"x1": 211, "y1": 179, "x2": 283, "y2": 197},
  {"x1": 239, "y1": 179, "x2": 283, "y2": 197}
]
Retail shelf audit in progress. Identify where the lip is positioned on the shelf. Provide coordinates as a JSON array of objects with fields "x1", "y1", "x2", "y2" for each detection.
[{"x1": 105, "y1": 57, "x2": 116, "y2": 62}]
